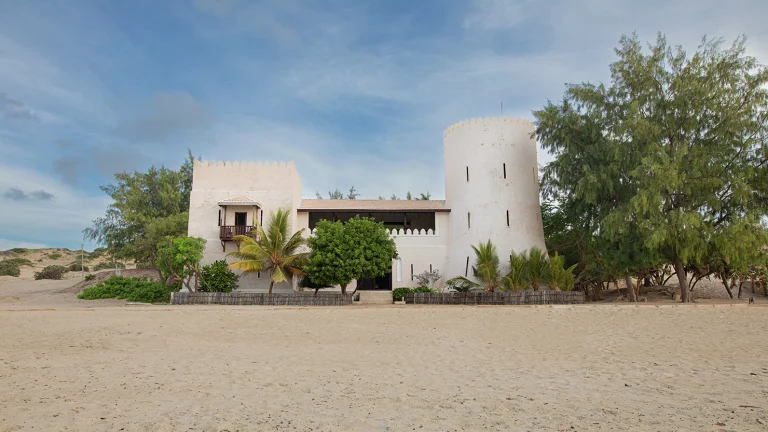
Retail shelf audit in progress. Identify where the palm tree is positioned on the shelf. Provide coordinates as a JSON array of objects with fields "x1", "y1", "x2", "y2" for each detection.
[
  {"x1": 471, "y1": 240, "x2": 501, "y2": 292},
  {"x1": 227, "y1": 208, "x2": 308, "y2": 293},
  {"x1": 503, "y1": 251, "x2": 528, "y2": 292},
  {"x1": 526, "y1": 246, "x2": 550, "y2": 291}
]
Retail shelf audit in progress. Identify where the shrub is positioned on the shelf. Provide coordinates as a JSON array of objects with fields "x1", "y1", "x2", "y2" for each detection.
[
  {"x1": 47, "y1": 253, "x2": 63, "y2": 260},
  {"x1": 392, "y1": 287, "x2": 413, "y2": 301},
  {"x1": 199, "y1": 260, "x2": 239, "y2": 292},
  {"x1": 445, "y1": 276, "x2": 479, "y2": 292},
  {"x1": 85, "y1": 274, "x2": 95, "y2": 281},
  {"x1": 93, "y1": 261, "x2": 125, "y2": 271},
  {"x1": 393, "y1": 286, "x2": 436, "y2": 301},
  {"x1": 34, "y1": 265, "x2": 68, "y2": 280},
  {"x1": 69, "y1": 263, "x2": 90, "y2": 272},
  {"x1": 8, "y1": 248, "x2": 28, "y2": 254},
  {"x1": 0, "y1": 261, "x2": 21, "y2": 277},
  {"x1": 78, "y1": 276, "x2": 173, "y2": 303},
  {"x1": 3, "y1": 258, "x2": 33, "y2": 267}
]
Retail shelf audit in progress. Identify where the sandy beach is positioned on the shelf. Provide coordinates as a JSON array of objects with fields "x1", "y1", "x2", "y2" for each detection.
[{"x1": 1, "y1": 301, "x2": 766, "y2": 431}]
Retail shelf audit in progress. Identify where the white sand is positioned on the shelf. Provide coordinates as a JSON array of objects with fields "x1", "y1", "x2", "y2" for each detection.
[{"x1": 1, "y1": 303, "x2": 766, "y2": 431}]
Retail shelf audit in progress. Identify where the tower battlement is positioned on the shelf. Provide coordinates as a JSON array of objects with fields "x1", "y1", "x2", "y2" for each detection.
[
  {"x1": 193, "y1": 159, "x2": 298, "y2": 172},
  {"x1": 443, "y1": 117, "x2": 534, "y2": 138}
]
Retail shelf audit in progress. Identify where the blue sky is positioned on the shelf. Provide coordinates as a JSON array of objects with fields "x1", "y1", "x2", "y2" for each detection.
[{"x1": 1, "y1": 0, "x2": 766, "y2": 250}]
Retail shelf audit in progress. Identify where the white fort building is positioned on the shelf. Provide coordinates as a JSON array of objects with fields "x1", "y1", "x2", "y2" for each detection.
[{"x1": 188, "y1": 117, "x2": 547, "y2": 292}]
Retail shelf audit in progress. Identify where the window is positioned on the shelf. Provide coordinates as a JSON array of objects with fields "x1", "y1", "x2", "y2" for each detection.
[
  {"x1": 429, "y1": 264, "x2": 432, "y2": 272},
  {"x1": 465, "y1": 257, "x2": 470, "y2": 277},
  {"x1": 257, "y1": 271, "x2": 260, "y2": 279},
  {"x1": 466, "y1": 166, "x2": 469, "y2": 182},
  {"x1": 467, "y1": 212, "x2": 471, "y2": 229},
  {"x1": 218, "y1": 209, "x2": 222, "y2": 226},
  {"x1": 235, "y1": 212, "x2": 247, "y2": 226},
  {"x1": 260, "y1": 210, "x2": 263, "y2": 225},
  {"x1": 503, "y1": 163, "x2": 506, "y2": 179},
  {"x1": 410, "y1": 264, "x2": 414, "y2": 281},
  {"x1": 506, "y1": 210, "x2": 510, "y2": 227}
]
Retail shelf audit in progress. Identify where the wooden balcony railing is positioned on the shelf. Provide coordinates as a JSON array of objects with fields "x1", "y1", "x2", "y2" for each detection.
[{"x1": 220, "y1": 225, "x2": 255, "y2": 240}]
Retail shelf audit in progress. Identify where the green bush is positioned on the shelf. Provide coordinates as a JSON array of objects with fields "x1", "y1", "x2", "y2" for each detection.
[
  {"x1": 47, "y1": 253, "x2": 63, "y2": 260},
  {"x1": 0, "y1": 261, "x2": 21, "y2": 277},
  {"x1": 7, "y1": 248, "x2": 28, "y2": 254},
  {"x1": 393, "y1": 286, "x2": 436, "y2": 301},
  {"x1": 34, "y1": 265, "x2": 68, "y2": 280},
  {"x1": 85, "y1": 274, "x2": 95, "y2": 281},
  {"x1": 69, "y1": 263, "x2": 90, "y2": 272},
  {"x1": 78, "y1": 276, "x2": 173, "y2": 303},
  {"x1": 93, "y1": 261, "x2": 125, "y2": 271},
  {"x1": 3, "y1": 258, "x2": 33, "y2": 267},
  {"x1": 199, "y1": 260, "x2": 239, "y2": 292}
]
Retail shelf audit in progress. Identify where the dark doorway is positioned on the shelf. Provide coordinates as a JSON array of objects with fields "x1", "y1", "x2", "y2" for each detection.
[
  {"x1": 235, "y1": 212, "x2": 247, "y2": 226},
  {"x1": 357, "y1": 272, "x2": 392, "y2": 291}
]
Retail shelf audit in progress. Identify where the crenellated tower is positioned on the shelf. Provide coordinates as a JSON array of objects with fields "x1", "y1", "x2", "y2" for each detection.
[{"x1": 443, "y1": 117, "x2": 547, "y2": 279}]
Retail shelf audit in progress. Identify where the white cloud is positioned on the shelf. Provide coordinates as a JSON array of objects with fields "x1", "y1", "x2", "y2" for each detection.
[
  {"x1": 0, "y1": 239, "x2": 48, "y2": 250},
  {"x1": 0, "y1": 164, "x2": 109, "y2": 249}
]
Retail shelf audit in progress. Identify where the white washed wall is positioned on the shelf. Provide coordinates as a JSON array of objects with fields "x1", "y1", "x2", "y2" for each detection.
[{"x1": 187, "y1": 160, "x2": 303, "y2": 292}]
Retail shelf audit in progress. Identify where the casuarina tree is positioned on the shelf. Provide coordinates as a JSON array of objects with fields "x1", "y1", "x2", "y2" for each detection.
[{"x1": 536, "y1": 33, "x2": 768, "y2": 302}]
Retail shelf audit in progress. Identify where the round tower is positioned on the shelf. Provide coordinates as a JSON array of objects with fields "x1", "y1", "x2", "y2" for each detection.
[{"x1": 443, "y1": 117, "x2": 547, "y2": 280}]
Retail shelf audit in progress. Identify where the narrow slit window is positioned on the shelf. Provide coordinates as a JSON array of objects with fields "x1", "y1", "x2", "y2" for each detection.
[
  {"x1": 429, "y1": 264, "x2": 432, "y2": 272},
  {"x1": 506, "y1": 210, "x2": 510, "y2": 227},
  {"x1": 410, "y1": 264, "x2": 414, "y2": 281},
  {"x1": 466, "y1": 166, "x2": 469, "y2": 182},
  {"x1": 503, "y1": 163, "x2": 506, "y2": 179},
  {"x1": 218, "y1": 209, "x2": 222, "y2": 226},
  {"x1": 257, "y1": 271, "x2": 261, "y2": 279},
  {"x1": 465, "y1": 257, "x2": 470, "y2": 277},
  {"x1": 467, "y1": 212, "x2": 471, "y2": 229},
  {"x1": 260, "y1": 210, "x2": 263, "y2": 225}
]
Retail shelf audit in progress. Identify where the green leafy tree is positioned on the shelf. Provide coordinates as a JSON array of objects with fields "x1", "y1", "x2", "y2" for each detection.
[
  {"x1": 298, "y1": 274, "x2": 332, "y2": 296},
  {"x1": 406, "y1": 191, "x2": 413, "y2": 200},
  {"x1": 419, "y1": 192, "x2": 431, "y2": 200},
  {"x1": 305, "y1": 216, "x2": 397, "y2": 295},
  {"x1": 347, "y1": 187, "x2": 359, "y2": 199},
  {"x1": 199, "y1": 260, "x2": 240, "y2": 292},
  {"x1": 227, "y1": 208, "x2": 307, "y2": 293},
  {"x1": 536, "y1": 34, "x2": 768, "y2": 302},
  {"x1": 156, "y1": 236, "x2": 206, "y2": 291},
  {"x1": 345, "y1": 217, "x2": 398, "y2": 291},
  {"x1": 85, "y1": 151, "x2": 196, "y2": 263},
  {"x1": 305, "y1": 220, "x2": 356, "y2": 294}
]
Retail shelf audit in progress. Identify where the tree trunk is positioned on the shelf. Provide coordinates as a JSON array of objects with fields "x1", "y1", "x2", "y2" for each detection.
[
  {"x1": 314, "y1": 288, "x2": 319, "y2": 296},
  {"x1": 340, "y1": 284, "x2": 347, "y2": 295},
  {"x1": 722, "y1": 278, "x2": 734, "y2": 299},
  {"x1": 673, "y1": 257, "x2": 689, "y2": 303},
  {"x1": 268, "y1": 280, "x2": 274, "y2": 294},
  {"x1": 624, "y1": 276, "x2": 637, "y2": 302},
  {"x1": 738, "y1": 278, "x2": 744, "y2": 299}
]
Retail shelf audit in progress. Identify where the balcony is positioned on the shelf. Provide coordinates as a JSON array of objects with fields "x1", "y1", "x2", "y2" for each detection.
[{"x1": 219, "y1": 225, "x2": 256, "y2": 241}]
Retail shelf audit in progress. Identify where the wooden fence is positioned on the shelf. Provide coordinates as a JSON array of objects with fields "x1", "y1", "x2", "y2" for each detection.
[
  {"x1": 171, "y1": 292, "x2": 354, "y2": 306},
  {"x1": 403, "y1": 291, "x2": 585, "y2": 305}
]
